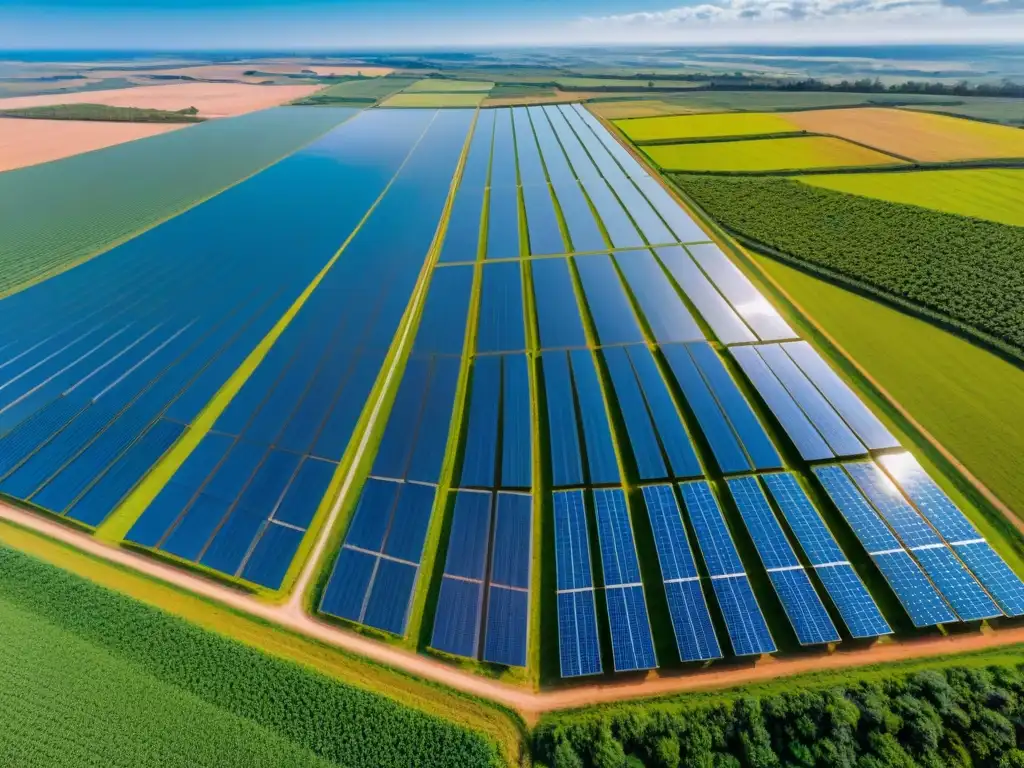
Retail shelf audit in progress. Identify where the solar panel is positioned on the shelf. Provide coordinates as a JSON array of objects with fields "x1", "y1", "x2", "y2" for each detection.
[
  {"x1": 603, "y1": 346, "x2": 668, "y2": 481},
  {"x1": 460, "y1": 357, "x2": 501, "y2": 487},
  {"x1": 843, "y1": 462, "x2": 942, "y2": 549},
  {"x1": 731, "y1": 346, "x2": 833, "y2": 462},
  {"x1": 477, "y1": 262, "x2": 526, "y2": 354},
  {"x1": 679, "y1": 481, "x2": 744, "y2": 577},
  {"x1": 756, "y1": 344, "x2": 865, "y2": 458},
  {"x1": 569, "y1": 350, "x2": 620, "y2": 485},
  {"x1": 483, "y1": 586, "x2": 529, "y2": 667},
  {"x1": 501, "y1": 354, "x2": 532, "y2": 488},
  {"x1": 873, "y1": 550, "x2": 957, "y2": 627},
  {"x1": 616, "y1": 252, "x2": 704, "y2": 344},
  {"x1": 711, "y1": 575, "x2": 776, "y2": 656},
  {"x1": 955, "y1": 541, "x2": 1024, "y2": 617},
  {"x1": 593, "y1": 488, "x2": 643, "y2": 587},
  {"x1": 912, "y1": 546, "x2": 1000, "y2": 621},
  {"x1": 575, "y1": 255, "x2": 645, "y2": 345},
  {"x1": 532, "y1": 259, "x2": 587, "y2": 350},
  {"x1": 431, "y1": 577, "x2": 485, "y2": 658},
  {"x1": 813, "y1": 465, "x2": 901, "y2": 554},
  {"x1": 557, "y1": 590, "x2": 603, "y2": 677},
  {"x1": 554, "y1": 489, "x2": 593, "y2": 591},
  {"x1": 543, "y1": 352, "x2": 584, "y2": 488},
  {"x1": 605, "y1": 585, "x2": 658, "y2": 671},
  {"x1": 641, "y1": 485, "x2": 722, "y2": 661},
  {"x1": 727, "y1": 476, "x2": 800, "y2": 571},
  {"x1": 553, "y1": 489, "x2": 603, "y2": 677},
  {"x1": 490, "y1": 491, "x2": 532, "y2": 589},
  {"x1": 768, "y1": 568, "x2": 841, "y2": 645},
  {"x1": 761, "y1": 473, "x2": 846, "y2": 566},
  {"x1": 781, "y1": 342, "x2": 899, "y2": 451},
  {"x1": 815, "y1": 564, "x2": 893, "y2": 638},
  {"x1": 877, "y1": 453, "x2": 979, "y2": 544}
]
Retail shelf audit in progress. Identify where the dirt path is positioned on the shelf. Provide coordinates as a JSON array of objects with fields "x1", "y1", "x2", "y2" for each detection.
[{"x1": 4, "y1": 500, "x2": 1024, "y2": 720}]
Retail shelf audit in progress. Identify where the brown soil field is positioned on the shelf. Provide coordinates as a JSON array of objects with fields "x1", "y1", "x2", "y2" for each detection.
[
  {"x1": 0, "y1": 83, "x2": 320, "y2": 118},
  {"x1": 784, "y1": 107, "x2": 1024, "y2": 162},
  {"x1": 0, "y1": 117, "x2": 188, "y2": 171}
]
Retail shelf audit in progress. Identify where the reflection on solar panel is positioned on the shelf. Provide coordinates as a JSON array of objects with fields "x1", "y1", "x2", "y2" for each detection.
[
  {"x1": 727, "y1": 476, "x2": 839, "y2": 645},
  {"x1": 570, "y1": 350, "x2": 620, "y2": 485},
  {"x1": 531, "y1": 258, "x2": 586, "y2": 350},
  {"x1": 575, "y1": 255, "x2": 645, "y2": 346},
  {"x1": 761, "y1": 472, "x2": 891, "y2": 638},
  {"x1": 813, "y1": 465, "x2": 956, "y2": 627},
  {"x1": 553, "y1": 489, "x2": 602, "y2": 677},
  {"x1": 731, "y1": 346, "x2": 833, "y2": 462},
  {"x1": 756, "y1": 345, "x2": 865, "y2": 458},
  {"x1": 593, "y1": 488, "x2": 657, "y2": 671},
  {"x1": 879, "y1": 452, "x2": 1024, "y2": 617},
  {"x1": 781, "y1": 342, "x2": 899, "y2": 451},
  {"x1": 843, "y1": 462, "x2": 999, "y2": 621},
  {"x1": 679, "y1": 480, "x2": 775, "y2": 655},
  {"x1": 439, "y1": 111, "x2": 493, "y2": 264},
  {"x1": 603, "y1": 346, "x2": 667, "y2": 481},
  {"x1": 320, "y1": 478, "x2": 436, "y2": 635},
  {"x1": 615, "y1": 251, "x2": 703, "y2": 344},
  {"x1": 686, "y1": 243, "x2": 796, "y2": 342},
  {"x1": 640, "y1": 485, "x2": 721, "y2": 661},
  {"x1": 486, "y1": 184, "x2": 520, "y2": 260}
]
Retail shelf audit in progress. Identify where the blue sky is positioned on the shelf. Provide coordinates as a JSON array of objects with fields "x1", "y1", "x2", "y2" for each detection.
[{"x1": 2, "y1": 0, "x2": 1022, "y2": 48}]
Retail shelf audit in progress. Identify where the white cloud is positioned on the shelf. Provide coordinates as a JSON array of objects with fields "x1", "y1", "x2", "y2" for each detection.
[{"x1": 573, "y1": 0, "x2": 1024, "y2": 43}]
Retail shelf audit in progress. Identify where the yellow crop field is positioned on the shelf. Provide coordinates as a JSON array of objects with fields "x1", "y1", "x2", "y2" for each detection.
[
  {"x1": 645, "y1": 136, "x2": 904, "y2": 172},
  {"x1": 799, "y1": 169, "x2": 1024, "y2": 227},
  {"x1": 378, "y1": 92, "x2": 486, "y2": 108},
  {"x1": 617, "y1": 111, "x2": 799, "y2": 142},
  {"x1": 784, "y1": 107, "x2": 1024, "y2": 162},
  {"x1": 404, "y1": 79, "x2": 494, "y2": 92}
]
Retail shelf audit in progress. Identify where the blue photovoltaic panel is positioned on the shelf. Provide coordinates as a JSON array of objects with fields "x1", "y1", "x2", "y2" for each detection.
[
  {"x1": 664, "y1": 580, "x2": 722, "y2": 661},
  {"x1": 762, "y1": 473, "x2": 845, "y2": 566},
  {"x1": 814, "y1": 563, "x2": 893, "y2": 638},
  {"x1": 686, "y1": 342, "x2": 782, "y2": 471},
  {"x1": 574, "y1": 255, "x2": 645, "y2": 345},
  {"x1": 413, "y1": 266, "x2": 474, "y2": 356},
  {"x1": 320, "y1": 547, "x2": 377, "y2": 622},
  {"x1": 491, "y1": 492, "x2": 532, "y2": 589},
  {"x1": 813, "y1": 466, "x2": 903, "y2": 554},
  {"x1": 768, "y1": 568, "x2": 841, "y2": 645},
  {"x1": 727, "y1": 476, "x2": 800, "y2": 571},
  {"x1": 712, "y1": 575, "x2": 776, "y2": 656},
  {"x1": 528, "y1": 106, "x2": 573, "y2": 183},
  {"x1": 543, "y1": 352, "x2": 584, "y2": 488},
  {"x1": 490, "y1": 108, "x2": 516, "y2": 188},
  {"x1": 405, "y1": 357, "x2": 461, "y2": 484},
  {"x1": 431, "y1": 576, "x2": 484, "y2": 658},
  {"x1": 615, "y1": 252, "x2": 703, "y2": 344},
  {"x1": 579, "y1": 176, "x2": 645, "y2": 250},
  {"x1": 593, "y1": 487, "x2": 642, "y2": 587},
  {"x1": 557, "y1": 590, "x2": 602, "y2": 677},
  {"x1": 912, "y1": 545, "x2": 999, "y2": 621},
  {"x1": 477, "y1": 262, "x2": 525, "y2": 354},
  {"x1": 443, "y1": 490, "x2": 493, "y2": 581},
  {"x1": 543, "y1": 105, "x2": 601, "y2": 185},
  {"x1": 553, "y1": 489, "x2": 593, "y2": 591},
  {"x1": 641, "y1": 485, "x2": 699, "y2": 581},
  {"x1": 501, "y1": 355, "x2": 532, "y2": 489},
  {"x1": 605, "y1": 585, "x2": 658, "y2": 671},
  {"x1": 757, "y1": 345, "x2": 866, "y2": 458},
  {"x1": 483, "y1": 586, "x2": 529, "y2": 667},
  {"x1": 569, "y1": 350, "x2": 620, "y2": 485},
  {"x1": 522, "y1": 183, "x2": 565, "y2": 256},
  {"x1": 732, "y1": 346, "x2": 833, "y2": 462},
  {"x1": 626, "y1": 346, "x2": 701, "y2": 479},
  {"x1": 843, "y1": 463, "x2": 943, "y2": 550},
  {"x1": 955, "y1": 542, "x2": 1024, "y2": 617},
  {"x1": 656, "y1": 246, "x2": 756, "y2": 346},
  {"x1": 438, "y1": 112, "x2": 492, "y2": 264},
  {"x1": 460, "y1": 357, "x2": 501, "y2": 487},
  {"x1": 362, "y1": 559, "x2": 418, "y2": 635},
  {"x1": 873, "y1": 550, "x2": 957, "y2": 627},
  {"x1": 603, "y1": 346, "x2": 667, "y2": 481},
  {"x1": 782, "y1": 342, "x2": 899, "y2": 451},
  {"x1": 513, "y1": 107, "x2": 546, "y2": 188},
  {"x1": 345, "y1": 477, "x2": 400, "y2": 553},
  {"x1": 679, "y1": 481, "x2": 744, "y2": 577},
  {"x1": 372, "y1": 357, "x2": 431, "y2": 480},
  {"x1": 381, "y1": 482, "x2": 436, "y2": 563},
  {"x1": 486, "y1": 185, "x2": 520, "y2": 260},
  {"x1": 270, "y1": 457, "x2": 334, "y2": 530},
  {"x1": 686, "y1": 243, "x2": 796, "y2": 342},
  {"x1": 878, "y1": 453, "x2": 979, "y2": 544},
  {"x1": 532, "y1": 258, "x2": 586, "y2": 350},
  {"x1": 241, "y1": 522, "x2": 304, "y2": 590},
  {"x1": 661, "y1": 344, "x2": 750, "y2": 475},
  {"x1": 551, "y1": 180, "x2": 607, "y2": 253}
]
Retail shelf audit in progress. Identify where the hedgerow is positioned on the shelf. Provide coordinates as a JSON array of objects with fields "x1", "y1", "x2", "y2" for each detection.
[
  {"x1": 0, "y1": 546, "x2": 503, "y2": 768},
  {"x1": 535, "y1": 663, "x2": 1024, "y2": 768},
  {"x1": 674, "y1": 174, "x2": 1024, "y2": 352}
]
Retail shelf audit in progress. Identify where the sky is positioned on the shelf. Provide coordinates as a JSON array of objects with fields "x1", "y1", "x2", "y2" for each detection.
[{"x1": 2, "y1": 0, "x2": 1023, "y2": 48}]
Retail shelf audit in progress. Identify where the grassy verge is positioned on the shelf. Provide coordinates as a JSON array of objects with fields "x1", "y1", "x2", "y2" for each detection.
[
  {"x1": 0, "y1": 520, "x2": 526, "y2": 766},
  {"x1": 0, "y1": 103, "x2": 205, "y2": 122}
]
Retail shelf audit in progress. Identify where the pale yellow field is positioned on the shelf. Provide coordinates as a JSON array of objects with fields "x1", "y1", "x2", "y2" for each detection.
[
  {"x1": 379, "y1": 92, "x2": 485, "y2": 108},
  {"x1": 0, "y1": 117, "x2": 188, "y2": 171},
  {"x1": 589, "y1": 100, "x2": 713, "y2": 119},
  {"x1": 619, "y1": 111, "x2": 799, "y2": 142},
  {"x1": 405, "y1": 79, "x2": 494, "y2": 92},
  {"x1": 646, "y1": 136, "x2": 904, "y2": 172},
  {"x1": 784, "y1": 107, "x2": 1024, "y2": 162},
  {"x1": 0, "y1": 83, "x2": 320, "y2": 118}
]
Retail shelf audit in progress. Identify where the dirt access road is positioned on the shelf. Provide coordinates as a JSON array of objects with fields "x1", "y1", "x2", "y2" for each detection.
[{"x1": 3, "y1": 500, "x2": 1024, "y2": 721}]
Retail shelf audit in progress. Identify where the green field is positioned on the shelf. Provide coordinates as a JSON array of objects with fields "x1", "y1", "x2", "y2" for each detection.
[
  {"x1": 293, "y1": 77, "x2": 418, "y2": 104},
  {"x1": 405, "y1": 79, "x2": 494, "y2": 92},
  {"x1": 754, "y1": 254, "x2": 1024, "y2": 525},
  {"x1": 556, "y1": 77, "x2": 699, "y2": 89},
  {"x1": 676, "y1": 174, "x2": 1024, "y2": 351},
  {"x1": 618, "y1": 111, "x2": 799, "y2": 142},
  {"x1": 647, "y1": 136, "x2": 902, "y2": 172},
  {"x1": 0, "y1": 106, "x2": 356, "y2": 296},
  {"x1": 0, "y1": 541, "x2": 510, "y2": 768},
  {"x1": 379, "y1": 92, "x2": 486, "y2": 108},
  {"x1": 904, "y1": 97, "x2": 1024, "y2": 126},
  {"x1": 799, "y1": 169, "x2": 1024, "y2": 227},
  {"x1": 0, "y1": 103, "x2": 204, "y2": 122}
]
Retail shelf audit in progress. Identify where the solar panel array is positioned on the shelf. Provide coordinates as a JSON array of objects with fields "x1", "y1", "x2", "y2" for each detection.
[
  {"x1": 554, "y1": 489, "x2": 603, "y2": 677},
  {"x1": 680, "y1": 480, "x2": 776, "y2": 656},
  {"x1": 727, "y1": 476, "x2": 840, "y2": 645}
]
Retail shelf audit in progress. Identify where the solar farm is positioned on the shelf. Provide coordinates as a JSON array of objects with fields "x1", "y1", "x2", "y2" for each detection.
[{"x1": 2, "y1": 98, "x2": 1023, "y2": 693}]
